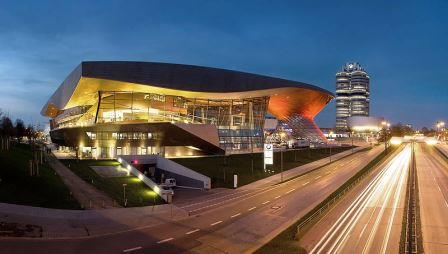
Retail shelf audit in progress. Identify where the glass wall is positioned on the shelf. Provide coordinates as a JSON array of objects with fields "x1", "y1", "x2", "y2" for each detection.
[{"x1": 59, "y1": 91, "x2": 269, "y2": 153}]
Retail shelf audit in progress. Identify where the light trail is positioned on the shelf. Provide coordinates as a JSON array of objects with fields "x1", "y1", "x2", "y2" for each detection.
[{"x1": 310, "y1": 145, "x2": 411, "y2": 254}]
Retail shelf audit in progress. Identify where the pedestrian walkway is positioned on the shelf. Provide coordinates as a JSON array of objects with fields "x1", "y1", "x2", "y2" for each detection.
[{"x1": 46, "y1": 155, "x2": 117, "y2": 209}]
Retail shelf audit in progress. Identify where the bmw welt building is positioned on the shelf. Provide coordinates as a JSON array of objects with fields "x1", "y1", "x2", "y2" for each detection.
[{"x1": 41, "y1": 62, "x2": 333, "y2": 158}]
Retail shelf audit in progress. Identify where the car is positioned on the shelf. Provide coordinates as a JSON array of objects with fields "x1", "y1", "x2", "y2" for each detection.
[{"x1": 164, "y1": 178, "x2": 177, "y2": 188}]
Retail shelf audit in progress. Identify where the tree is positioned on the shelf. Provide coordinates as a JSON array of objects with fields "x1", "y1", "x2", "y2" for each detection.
[
  {"x1": 0, "y1": 116, "x2": 14, "y2": 150},
  {"x1": 15, "y1": 119, "x2": 26, "y2": 142},
  {"x1": 390, "y1": 123, "x2": 413, "y2": 137},
  {"x1": 421, "y1": 127, "x2": 435, "y2": 136},
  {"x1": 25, "y1": 124, "x2": 36, "y2": 142}
]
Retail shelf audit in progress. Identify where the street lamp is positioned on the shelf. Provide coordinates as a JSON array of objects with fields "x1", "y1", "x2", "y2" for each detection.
[
  {"x1": 122, "y1": 183, "x2": 127, "y2": 207},
  {"x1": 148, "y1": 191, "x2": 156, "y2": 211},
  {"x1": 351, "y1": 131, "x2": 354, "y2": 153},
  {"x1": 327, "y1": 131, "x2": 333, "y2": 162},
  {"x1": 279, "y1": 132, "x2": 286, "y2": 182},
  {"x1": 381, "y1": 121, "x2": 390, "y2": 152}
]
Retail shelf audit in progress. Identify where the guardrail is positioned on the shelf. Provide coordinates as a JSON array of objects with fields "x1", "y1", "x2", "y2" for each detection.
[{"x1": 402, "y1": 142, "x2": 423, "y2": 254}]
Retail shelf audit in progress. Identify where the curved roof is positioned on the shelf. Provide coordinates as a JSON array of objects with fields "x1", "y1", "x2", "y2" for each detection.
[{"x1": 41, "y1": 61, "x2": 333, "y2": 119}]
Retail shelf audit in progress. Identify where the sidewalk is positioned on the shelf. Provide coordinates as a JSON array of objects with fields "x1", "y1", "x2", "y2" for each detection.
[
  {"x1": 0, "y1": 202, "x2": 187, "y2": 238},
  {"x1": 46, "y1": 155, "x2": 117, "y2": 209}
]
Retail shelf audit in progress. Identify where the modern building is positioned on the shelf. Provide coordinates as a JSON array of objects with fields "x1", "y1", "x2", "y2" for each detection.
[
  {"x1": 335, "y1": 62, "x2": 370, "y2": 130},
  {"x1": 41, "y1": 61, "x2": 333, "y2": 158},
  {"x1": 347, "y1": 116, "x2": 384, "y2": 133}
]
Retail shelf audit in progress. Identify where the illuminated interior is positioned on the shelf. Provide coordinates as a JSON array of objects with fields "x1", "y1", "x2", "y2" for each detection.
[{"x1": 42, "y1": 61, "x2": 333, "y2": 158}]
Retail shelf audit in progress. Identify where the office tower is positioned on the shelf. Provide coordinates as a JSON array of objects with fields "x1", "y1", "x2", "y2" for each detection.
[{"x1": 335, "y1": 62, "x2": 370, "y2": 130}]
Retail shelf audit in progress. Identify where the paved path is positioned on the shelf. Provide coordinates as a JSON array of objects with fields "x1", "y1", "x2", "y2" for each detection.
[{"x1": 47, "y1": 155, "x2": 117, "y2": 209}]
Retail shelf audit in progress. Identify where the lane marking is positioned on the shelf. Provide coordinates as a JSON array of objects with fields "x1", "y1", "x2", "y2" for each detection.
[
  {"x1": 185, "y1": 229, "x2": 200, "y2": 235},
  {"x1": 262, "y1": 200, "x2": 270, "y2": 205},
  {"x1": 211, "y1": 220, "x2": 223, "y2": 226},
  {"x1": 248, "y1": 206, "x2": 256, "y2": 211},
  {"x1": 303, "y1": 181, "x2": 310, "y2": 186},
  {"x1": 274, "y1": 195, "x2": 281, "y2": 199},
  {"x1": 123, "y1": 247, "x2": 142, "y2": 253},
  {"x1": 231, "y1": 213, "x2": 241, "y2": 218},
  {"x1": 286, "y1": 188, "x2": 295, "y2": 194},
  {"x1": 157, "y1": 238, "x2": 174, "y2": 244},
  {"x1": 315, "y1": 175, "x2": 321, "y2": 180}
]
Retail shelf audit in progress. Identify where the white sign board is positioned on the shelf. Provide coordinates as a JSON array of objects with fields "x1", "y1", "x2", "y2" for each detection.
[{"x1": 264, "y1": 143, "x2": 273, "y2": 165}]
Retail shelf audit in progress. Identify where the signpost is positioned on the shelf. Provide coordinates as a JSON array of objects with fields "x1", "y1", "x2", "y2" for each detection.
[{"x1": 264, "y1": 143, "x2": 273, "y2": 171}]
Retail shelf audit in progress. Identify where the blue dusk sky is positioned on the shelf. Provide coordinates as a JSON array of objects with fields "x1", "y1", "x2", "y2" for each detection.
[{"x1": 0, "y1": 0, "x2": 447, "y2": 128}]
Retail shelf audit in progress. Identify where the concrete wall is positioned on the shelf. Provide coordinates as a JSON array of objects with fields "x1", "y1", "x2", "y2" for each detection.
[
  {"x1": 156, "y1": 156, "x2": 211, "y2": 189},
  {"x1": 120, "y1": 155, "x2": 211, "y2": 190}
]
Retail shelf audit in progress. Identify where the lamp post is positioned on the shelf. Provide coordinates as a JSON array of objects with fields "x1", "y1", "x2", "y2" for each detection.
[
  {"x1": 280, "y1": 132, "x2": 286, "y2": 182},
  {"x1": 351, "y1": 131, "x2": 354, "y2": 153},
  {"x1": 436, "y1": 121, "x2": 445, "y2": 139},
  {"x1": 122, "y1": 183, "x2": 127, "y2": 207},
  {"x1": 381, "y1": 121, "x2": 389, "y2": 152},
  {"x1": 149, "y1": 191, "x2": 156, "y2": 212},
  {"x1": 329, "y1": 131, "x2": 334, "y2": 162}
]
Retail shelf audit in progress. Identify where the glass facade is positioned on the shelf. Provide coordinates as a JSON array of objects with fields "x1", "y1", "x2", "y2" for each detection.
[
  {"x1": 335, "y1": 62, "x2": 370, "y2": 130},
  {"x1": 53, "y1": 91, "x2": 269, "y2": 153}
]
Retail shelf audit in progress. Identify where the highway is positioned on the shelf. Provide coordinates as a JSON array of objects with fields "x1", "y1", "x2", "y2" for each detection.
[
  {"x1": 301, "y1": 145, "x2": 411, "y2": 254},
  {"x1": 0, "y1": 146, "x2": 383, "y2": 254},
  {"x1": 415, "y1": 143, "x2": 448, "y2": 253}
]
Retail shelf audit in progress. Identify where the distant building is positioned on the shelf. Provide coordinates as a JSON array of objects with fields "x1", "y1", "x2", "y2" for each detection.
[
  {"x1": 335, "y1": 62, "x2": 370, "y2": 130},
  {"x1": 347, "y1": 116, "x2": 384, "y2": 133}
]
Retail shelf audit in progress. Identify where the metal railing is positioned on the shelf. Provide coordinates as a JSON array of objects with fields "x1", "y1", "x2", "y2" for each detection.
[{"x1": 403, "y1": 143, "x2": 419, "y2": 253}]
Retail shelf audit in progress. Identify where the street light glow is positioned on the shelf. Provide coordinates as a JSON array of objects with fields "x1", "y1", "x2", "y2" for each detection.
[{"x1": 390, "y1": 137, "x2": 402, "y2": 145}]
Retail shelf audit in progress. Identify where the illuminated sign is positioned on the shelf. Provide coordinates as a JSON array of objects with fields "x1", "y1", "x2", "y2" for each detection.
[{"x1": 264, "y1": 143, "x2": 273, "y2": 165}]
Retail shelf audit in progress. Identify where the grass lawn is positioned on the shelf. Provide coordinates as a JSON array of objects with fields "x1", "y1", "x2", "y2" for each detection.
[
  {"x1": 61, "y1": 159, "x2": 164, "y2": 207},
  {"x1": 0, "y1": 143, "x2": 81, "y2": 209},
  {"x1": 173, "y1": 147, "x2": 353, "y2": 188}
]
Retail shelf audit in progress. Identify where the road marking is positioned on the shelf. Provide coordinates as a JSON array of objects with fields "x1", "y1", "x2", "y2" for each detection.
[
  {"x1": 303, "y1": 181, "x2": 310, "y2": 186},
  {"x1": 157, "y1": 238, "x2": 174, "y2": 244},
  {"x1": 315, "y1": 175, "x2": 321, "y2": 180},
  {"x1": 262, "y1": 200, "x2": 270, "y2": 205},
  {"x1": 286, "y1": 188, "x2": 295, "y2": 194},
  {"x1": 231, "y1": 213, "x2": 241, "y2": 218},
  {"x1": 274, "y1": 195, "x2": 281, "y2": 199},
  {"x1": 123, "y1": 247, "x2": 142, "y2": 253},
  {"x1": 248, "y1": 206, "x2": 256, "y2": 211},
  {"x1": 185, "y1": 229, "x2": 200, "y2": 235},
  {"x1": 211, "y1": 220, "x2": 223, "y2": 226}
]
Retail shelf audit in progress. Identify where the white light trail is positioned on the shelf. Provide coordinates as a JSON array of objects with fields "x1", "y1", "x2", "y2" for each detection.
[{"x1": 310, "y1": 145, "x2": 411, "y2": 254}]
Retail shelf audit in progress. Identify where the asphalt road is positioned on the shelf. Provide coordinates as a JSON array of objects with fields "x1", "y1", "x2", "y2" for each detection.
[
  {"x1": 300, "y1": 145, "x2": 410, "y2": 254},
  {"x1": 0, "y1": 146, "x2": 383, "y2": 254},
  {"x1": 415, "y1": 143, "x2": 448, "y2": 253}
]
